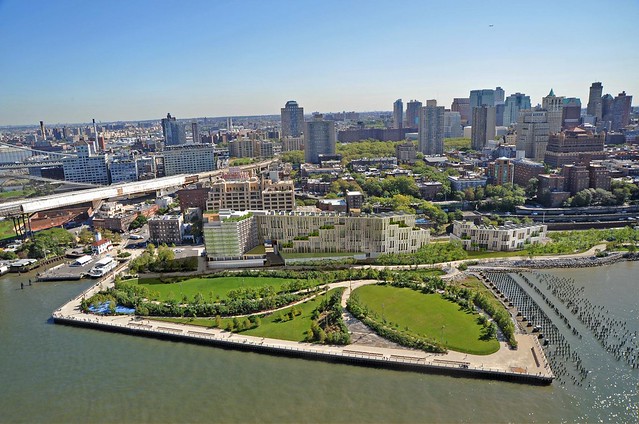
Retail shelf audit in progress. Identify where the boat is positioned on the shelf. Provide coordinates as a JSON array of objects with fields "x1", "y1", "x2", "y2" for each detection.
[{"x1": 88, "y1": 257, "x2": 116, "y2": 278}]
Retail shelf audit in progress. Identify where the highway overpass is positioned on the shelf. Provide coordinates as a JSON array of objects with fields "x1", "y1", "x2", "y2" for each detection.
[{"x1": 0, "y1": 159, "x2": 275, "y2": 217}]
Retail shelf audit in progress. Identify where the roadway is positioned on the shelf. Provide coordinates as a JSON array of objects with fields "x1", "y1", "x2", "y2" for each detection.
[{"x1": 0, "y1": 159, "x2": 276, "y2": 217}]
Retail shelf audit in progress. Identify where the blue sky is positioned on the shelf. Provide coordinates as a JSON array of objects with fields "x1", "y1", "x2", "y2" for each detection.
[{"x1": 0, "y1": 0, "x2": 637, "y2": 125}]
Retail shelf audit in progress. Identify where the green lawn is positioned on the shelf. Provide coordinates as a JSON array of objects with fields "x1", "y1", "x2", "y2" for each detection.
[
  {"x1": 138, "y1": 276, "x2": 315, "y2": 302},
  {"x1": 464, "y1": 250, "x2": 527, "y2": 259},
  {"x1": 280, "y1": 251, "x2": 358, "y2": 259},
  {"x1": 0, "y1": 189, "x2": 34, "y2": 200},
  {"x1": 236, "y1": 293, "x2": 325, "y2": 341},
  {"x1": 0, "y1": 220, "x2": 16, "y2": 240},
  {"x1": 245, "y1": 245, "x2": 266, "y2": 255},
  {"x1": 153, "y1": 289, "x2": 342, "y2": 342},
  {"x1": 353, "y1": 285, "x2": 499, "y2": 355},
  {"x1": 444, "y1": 137, "x2": 471, "y2": 151}
]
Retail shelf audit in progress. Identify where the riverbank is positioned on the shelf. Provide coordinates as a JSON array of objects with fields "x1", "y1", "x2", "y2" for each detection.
[
  {"x1": 471, "y1": 251, "x2": 638, "y2": 271},
  {"x1": 52, "y1": 274, "x2": 553, "y2": 385}
]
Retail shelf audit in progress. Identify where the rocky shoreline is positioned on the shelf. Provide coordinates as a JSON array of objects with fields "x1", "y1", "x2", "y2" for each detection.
[{"x1": 474, "y1": 251, "x2": 639, "y2": 270}]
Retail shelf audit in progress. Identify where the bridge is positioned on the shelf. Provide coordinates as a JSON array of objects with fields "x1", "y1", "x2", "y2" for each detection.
[
  {"x1": 0, "y1": 141, "x2": 77, "y2": 159},
  {"x1": 0, "y1": 159, "x2": 276, "y2": 218}
]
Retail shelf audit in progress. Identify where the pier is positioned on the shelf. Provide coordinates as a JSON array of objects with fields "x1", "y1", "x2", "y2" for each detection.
[{"x1": 52, "y1": 273, "x2": 554, "y2": 385}]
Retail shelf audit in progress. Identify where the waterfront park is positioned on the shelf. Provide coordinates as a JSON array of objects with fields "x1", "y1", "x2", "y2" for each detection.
[{"x1": 81, "y1": 266, "x2": 508, "y2": 356}]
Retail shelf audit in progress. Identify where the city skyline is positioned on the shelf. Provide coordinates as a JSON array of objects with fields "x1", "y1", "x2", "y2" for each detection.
[{"x1": 0, "y1": 0, "x2": 638, "y2": 126}]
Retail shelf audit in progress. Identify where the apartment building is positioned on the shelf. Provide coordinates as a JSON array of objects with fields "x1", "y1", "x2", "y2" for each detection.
[
  {"x1": 451, "y1": 220, "x2": 547, "y2": 251},
  {"x1": 206, "y1": 176, "x2": 295, "y2": 212},
  {"x1": 256, "y1": 212, "x2": 430, "y2": 257},
  {"x1": 203, "y1": 211, "x2": 259, "y2": 260},
  {"x1": 148, "y1": 215, "x2": 184, "y2": 245}
]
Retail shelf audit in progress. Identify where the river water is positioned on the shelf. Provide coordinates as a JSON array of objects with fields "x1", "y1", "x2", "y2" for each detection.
[{"x1": 0, "y1": 262, "x2": 637, "y2": 423}]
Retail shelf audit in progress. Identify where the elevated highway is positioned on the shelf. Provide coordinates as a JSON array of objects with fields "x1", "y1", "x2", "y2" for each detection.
[{"x1": 0, "y1": 159, "x2": 276, "y2": 217}]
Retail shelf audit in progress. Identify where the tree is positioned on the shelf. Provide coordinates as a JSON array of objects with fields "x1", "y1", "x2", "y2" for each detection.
[
  {"x1": 279, "y1": 150, "x2": 304, "y2": 165},
  {"x1": 145, "y1": 243, "x2": 156, "y2": 256},
  {"x1": 156, "y1": 244, "x2": 175, "y2": 263},
  {"x1": 78, "y1": 228, "x2": 94, "y2": 245},
  {"x1": 525, "y1": 178, "x2": 539, "y2": 198},
  {"x1": 129, "y1": 215, "x2": 148, "y2": 230}
]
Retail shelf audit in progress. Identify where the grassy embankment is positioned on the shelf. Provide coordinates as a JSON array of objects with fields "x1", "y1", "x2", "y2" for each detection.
[
  {"x1": 352, "y1": 284, "x2": 500, "y2": 355},
  {"x1": 137, "y1": 276, "x2": 318, "y2": 302},
  {"x1": 155, "y1": 289, "x2": 343, "y2": 342},
  {"x1": 0, "y1": 220, "x2": 16, "y2": 240}
]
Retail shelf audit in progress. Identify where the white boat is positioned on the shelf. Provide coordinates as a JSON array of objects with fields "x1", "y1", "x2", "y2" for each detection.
[{"x1": 88, "y1": 257, "x2": 116, "y2": 278}]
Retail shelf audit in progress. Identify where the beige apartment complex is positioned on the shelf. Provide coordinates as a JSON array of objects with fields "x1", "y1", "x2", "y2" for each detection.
[
  {"x1": 256, "y1": 212, "x2": 430, "y2": 257},
  {"x1": 450, "y1": 220, "x2": 547, "y2": 251},
  {"x1": 206, "y1": 177, "x2": 295, "y2": 212}
]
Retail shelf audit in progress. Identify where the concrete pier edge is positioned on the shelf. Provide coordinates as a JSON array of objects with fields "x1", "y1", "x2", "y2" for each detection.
[{"x1": 52, "y1": 314, "x2": 552, "y2": 385}]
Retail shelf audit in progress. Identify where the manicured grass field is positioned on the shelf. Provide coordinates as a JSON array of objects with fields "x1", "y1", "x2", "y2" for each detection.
[
  {"x1": 153, "y1": 289, "x2": 343, "y2": 342},
  {"x1": 0, "y1": 189, "x2": 34, "y2": 200},
  {"x1": 464, "y1": 250, "x2": 528, "y2": 259},
  {"x1": 0, "y1": 220, "x2": 16, "y2": 240},
  {"x1": 353, "y1": 285, "x2": 499, "y2": 355},
  {"x1": 279, "y1": 251, "x2": 358, "y2": 259},
  {"x1": 138, "y1": 276, "x2": 316, "y2": 302}
]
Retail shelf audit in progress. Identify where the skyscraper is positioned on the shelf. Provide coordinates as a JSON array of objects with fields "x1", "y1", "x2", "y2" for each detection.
[
  {"x1": 542, "y1": 89, "x2": 565, "y2": 134},
  {"x1": 611, "y1": 91, "x2": 633, "y2": 131},
  {"x1": 304, "y1": 115, "x2": 336, "y2": 164},
  {"x1": 494, "y1": 87, "x2": 505, "y2": 105},
  {"x1": 393, "y1": 99, "x2": 403, "y2": 129},
  {"x1": 405, "y1": 100, "x2": 422, "y2": 128},
  {"x1": 587, "y1": 82, "x2": 603, "y2": 121},
  {"x1": 561, "y1": 98, "x2": 582, "y2": 129},
  {"x1": 443, "y1": 111, "x2": 463, "y2": 139},
  {"x1": 281, "y1": 100, "x2": 305, "y2": 138},
  {"x1": 191, "y1": 122, "x2": 200, "y2": 144},
  {"x1": 516, "y1": 109, "x2": 550, "y2": 161},
  {"x1": 451, "y1": 98, "x2": 471, "y2": 125},
  {"x1": 601, "y1": 94, "x2": 614, "y2": 127},
  {"x1": 418, "y1": 100, "x2": 445, "y2": 155},
  {"x1": 503, "y1": 93, "x2": 531, "y2": 126},
  {"x1": 161, "y1": 113, "x2": 187, "y2": 146},
  {"x1": 471, "y1": 105, "x2": 496, "y2": 151},
  {"x1": 469, "y1": 89, "x2": 495, "y2": 125}
]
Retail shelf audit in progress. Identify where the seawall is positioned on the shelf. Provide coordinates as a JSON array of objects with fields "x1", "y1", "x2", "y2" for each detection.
[{"x1": 52, "y1": 312, "x2": 552, "y2": 385}]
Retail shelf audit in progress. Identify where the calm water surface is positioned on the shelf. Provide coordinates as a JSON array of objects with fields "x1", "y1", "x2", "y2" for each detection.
[{"x1": 0, "y1": 263, "x2": 637, "y2": 423}]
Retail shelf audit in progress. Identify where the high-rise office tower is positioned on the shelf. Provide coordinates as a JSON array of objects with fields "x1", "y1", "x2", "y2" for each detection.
[
  {"x1": 471, "y1": 105, "x2": 496, "y2": 151},
  {"x1": 281, "y1": 100, "x2": 305, "y2": 138},
  {"x1": 495, "y1": 104, "x2": 505, "y2": 126},
  {"x1": 494, "y1": 86, "x2": 505, "y2": 105},
  {"x1": 39, "y1": 121, "x2": 46, "y2": 141},
  {"x1": 161, "y1": 113, "x2": 187, "y2": 146},
  {"x1": 587, "y1": 82, "x2": 603, "y2": 121},
  {"x1": 451, "y1": 98, "x2": 471, "y2": 125},
  {"x1": 191, "y1": 122, "x2": 200, "y2": 144},
  {"x1": 443, "y1": 111, "x2": 463, "y2": 139},
  {"x1": 601, "y1": 94, "x2": 614, "y2": 127},
  {"x1": 304, "y1": 115, "x2": 336, "y2": 164},
  {"x1": 611, "y1": 91, "x2": 633, "y2": 131},
  {"x1": 393, "y1": 99, "x2": 403, "y2": 129},
  {"x1": 418, "y1": 100, "x2": 445, "y2": 155},
  {"x1": 516, "y1": 109, "x2": 550, "y2": 162},
  {"x1": 503, "y1": 93, "x2": 531, "y2": 126},
  {"x1": 405, "y1": 100, "x2": 422, "y2": 128},
  {"x1": 469, "y1": 89, "x2": 495, "y2": 125},
  {"x1": 561, "y1": 98, "x2": 582, "y2": 129},
  {"x1": 542, "y1": 89, "x2": 565, "y2": 135}
]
